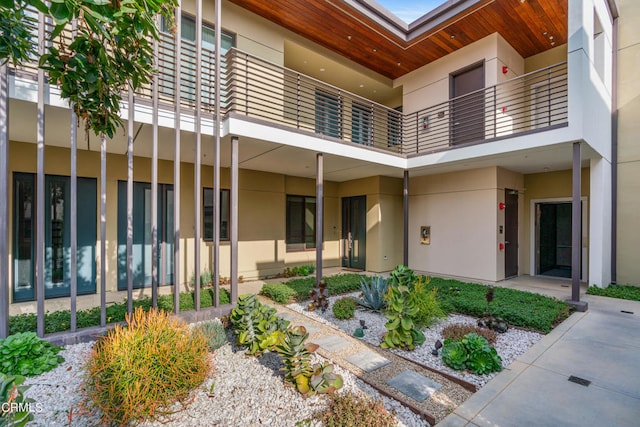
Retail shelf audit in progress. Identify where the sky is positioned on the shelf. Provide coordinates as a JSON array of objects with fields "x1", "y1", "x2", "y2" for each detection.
[{"x1": 375, "y1": 0, "x2": 447, "y2": 23}]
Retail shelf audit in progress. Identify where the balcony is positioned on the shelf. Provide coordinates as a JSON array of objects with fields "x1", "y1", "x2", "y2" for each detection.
[
  {"x1": 8, "y1": 14, "x2": 568, "y2": 157},
  {"x1": 223, "y1": 49, "x2": 568, "y2": 156}
]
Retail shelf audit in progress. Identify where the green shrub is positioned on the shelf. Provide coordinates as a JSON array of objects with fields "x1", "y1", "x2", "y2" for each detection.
[
  {"x1": 441, "y1": 323, "x2": 497, "y2": 345},
  {"x1": 357, "y1": 275, "x2": 388, "y2": 311},
  {"x1": 1, "y1": 373, "x2": 34, "y2": 427},
  {"x1": 193, "y1": 320, "x2": 227, "y2": 351},
  {"x1": 284, "y1": 264, "x2": 316, "y2": 277},
  {"x1": 189, "y1": 269, "x2": 214, "y2": 288},
  {"x1": 311, "y1": 392, "x2": 397, "y2": 427},
  {"x1": 332, "y1": 297, "x2": 356, "y2": 320},
  {"x1": 441, "y1": 333, "x2": 502, "y2": 375},
  {"x1": 587, "y1": 284, "x2": 640, "y2": 301},
  {"x1": 84, "y1": 307, "x2": 209, "y2": 426},
  {"x1": 8, "y1": 288, "x2": 230, "y2": 334},
  {"x1": 412, "y1": 278, "x2": 446, "y2": 328},
  {"x1": 260, "y1": 274, "x2": 363, "y2": 304},
  {"x1": 0, "y1": 332, "x2": 64, "y2": 377}
]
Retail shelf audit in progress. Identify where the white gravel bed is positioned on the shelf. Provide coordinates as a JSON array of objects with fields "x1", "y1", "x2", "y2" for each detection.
[
  {"x1": 287, "y1": 292, "x2": 544, "y2": 388},
  {"x1": 22, "y1": 332, "x2": 429, "y2": 427}
]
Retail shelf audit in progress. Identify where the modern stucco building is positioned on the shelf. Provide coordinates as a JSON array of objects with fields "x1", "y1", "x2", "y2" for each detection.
[{"x1": 1, "y1": 0, "x2": 635, "y2": 338}]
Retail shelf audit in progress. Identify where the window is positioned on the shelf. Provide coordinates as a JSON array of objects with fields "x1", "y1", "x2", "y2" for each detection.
[
  {"x1": 159, "y1": 14, "x2": 235, "y2": 104},
  {"x1": 388, "y1": 107, "x2": 402, "y2": 147},
  {"x1": 203, "y1": 188, "x2": 230, "y2": 241},
  {"x1": 315, "y1": 91, "x2": 341, "y2": 138},
  {"x1": 351, "y1": 102, "x2": 371, "y2": 145},
  {"x1": 286, "y1": 195, "x2": 316, "y2": 251},
  {"x1": 117, "y1": 182, "x2": 174, "y2": 290},
  {"x1": 13, "y1": 173, "x2": 97, "y2": 302}
]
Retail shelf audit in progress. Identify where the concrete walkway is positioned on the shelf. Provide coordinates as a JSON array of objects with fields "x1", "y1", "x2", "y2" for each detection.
[{"x1": 438, "y1": 278, "x2": 640, "y2": 427}]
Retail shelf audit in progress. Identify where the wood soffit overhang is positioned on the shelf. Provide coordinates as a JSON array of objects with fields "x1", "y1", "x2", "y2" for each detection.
[{"x1": 227, "y1": 0, "x2": 568, "y2": 80}]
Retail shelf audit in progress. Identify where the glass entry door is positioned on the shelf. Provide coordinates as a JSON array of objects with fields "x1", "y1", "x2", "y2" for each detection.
[{"x1": 341, "y1": 196, "x2": 366, "y2": 270}]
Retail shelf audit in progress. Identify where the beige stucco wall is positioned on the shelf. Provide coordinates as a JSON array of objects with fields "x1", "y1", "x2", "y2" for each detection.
[
  {"x1": 395, "y1": 33, "x2": 525, "y2": 114},
  {"x1": 521, "y1": 169, "x2": 590, "y2": 276},
  {"x1": 524, "y1": 44, "x2": 568, "y2": 73},
  {"x1": 616, "y1": 0, "x2": 640, "y2": 285},
  {"x1": 408, "y1": 167, "x2": 502, "y2": 282},
  {"x1": 7, "y1": 141, "x2": 346, "y2": 313}
]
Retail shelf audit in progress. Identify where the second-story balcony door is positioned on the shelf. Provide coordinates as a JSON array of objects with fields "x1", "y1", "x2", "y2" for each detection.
[
  {"x1": 451, "y1": 62, "x2": 485, "y2": 146},
  {"x1": 315, "y1": 91, "x2": 341, "y2": 138}
]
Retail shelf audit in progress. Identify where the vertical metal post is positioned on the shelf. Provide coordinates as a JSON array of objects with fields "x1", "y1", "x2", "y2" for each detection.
[
  {"x1": 100, "y1": 134, "x2": 107, "y2": 326},
  {"x1": 127, "y1": 91, "x2": 134, "y2": 315},
  {"x1": 151, "y1": 24, "x2": 159, "y2": 308},
  {"x1": 194, "y1": 0, "x2": 203, "y2": 310},
  {"x1": 36, "y1": 11, "x2": 46, "y2": 337},
  {"x1": 569, "y1": 141, "x2": 587, "y2": 311},
  {"x1": 69, "y1": 20, "x2": 78, "y2": 332},
  {"x1": 315, "y1": 153, "x2": 323, "y2": 286},
  {"x1": 403, "y1": 170, "x2": 409, "y2": 267},
  {"x1": 0, "y1": 64, "x2": 9, "y2": 338},
  {"x1": 70, "y1": 104, "x2": 77, "y2": 332},
  {"x1": 611, "y1": 16, "x2": 619, "y2": 283},
  {"x1": 213, "y1": 0, "x2": 221, "y2": 304},
  {"x1": 230, "y1": 136, "x2": 238, "y2": 304},
  {"x1": 173, "y1": 0, "x2": 182, "y2": 314}
]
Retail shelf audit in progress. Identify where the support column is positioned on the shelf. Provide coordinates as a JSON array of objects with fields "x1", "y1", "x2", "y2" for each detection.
[
  {"x1": 127, "y1": 91, "x2": 134, "y2": 315},
  {"x1": 569, "y1": 142, "x2": 587, "y2": 311},
  {"x1": 230, "y1": 136, "x2": 238, "y2": 304},
  {"x1": 100, "y1": 134, "x2": 107, "y2": 325},
  {"x1": 403, "y1": 170, "x2": 409, "y2": 267},
  {"x1": 151, "y1": 28, "x2": 159, "y2": 308},
  {"x1": 213, "y1": 0, "x2": 222, "y2": 306},
  {"x1": 173, "y1": 0, "x2": 182, "y2": 314},
  {"x1": 194, "y1": 0, "x2": 203, "y2": 310},
  {"x1": 70, "y1": 103, "x2": 77, "y2": 332},
  {"x1": 0, "y1": 64, "x2": 9, "y2": 338},
  {"x1": 36, "y1": 11, "x2": 45, "y2": 337},
  {"x1": 316, "y1": 153, "x2": 324, "y2": 285}
]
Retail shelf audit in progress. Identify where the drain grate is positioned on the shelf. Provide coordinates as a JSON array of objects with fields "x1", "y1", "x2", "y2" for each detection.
[
  {"x1": 621, "y1": 310, "x2": 635, "y2": 315},
  {"x1": 568, "y1": 375, "x2": 591, "y2": 387}
]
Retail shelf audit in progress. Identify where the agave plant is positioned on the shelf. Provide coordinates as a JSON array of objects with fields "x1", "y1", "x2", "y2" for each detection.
[{"x1": 357, "y1": 275, "x2": 389, "y2": 311}]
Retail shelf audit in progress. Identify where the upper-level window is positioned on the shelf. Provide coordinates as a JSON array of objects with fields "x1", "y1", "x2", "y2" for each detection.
[
  {"x1": 315, "y1": 91, "x2": 341, "y2": 138},
  {"x1": 159, "y1": 14, "x2": 235, "y2": 105}
]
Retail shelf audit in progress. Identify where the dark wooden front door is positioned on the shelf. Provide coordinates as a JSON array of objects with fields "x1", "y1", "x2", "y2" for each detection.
[
  {"x1": 451, "y1": 63, "x2": 485, "y2": 145},
  {"x1": 505, "y1": 189, "x2": 519, "y2": 278},
  {"x1": 342, "y1": 196, "x2": 366, "y2": 270}
]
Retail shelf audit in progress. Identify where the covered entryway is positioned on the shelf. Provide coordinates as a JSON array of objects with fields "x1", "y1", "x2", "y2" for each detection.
[
  {"x1": 341, "y1": 196, "x2": 366, "y2": 270},
  {"x1": 533, "y1": 199, "x2": 587, "y2": 280}
]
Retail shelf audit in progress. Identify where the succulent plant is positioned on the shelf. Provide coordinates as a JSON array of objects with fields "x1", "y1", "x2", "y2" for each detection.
[
  {"x1": 309, "y1": 362, "x2": 343, "y2": 395},
  {"x1": 1, "y1": 373, "x2": 34, "y2": 427},
  {"x1": 357, "y1": 275, "x2": 389, "y2": 311},
  {"x1": 276, "y1": 326, "x2": 314, "y2": 392},
  {"x1": 230, "y1": 294, "x2": 290, "y2": 356},
  {"x1": 380, "y1": 284, "x2": 425, "y2": 350},
  {"x1": 308, "y1": 279, "x2": 329, "y2": 312},
  {"x1": 389, "y1": 264, "x2": 417, "y2": 289},
  {"x1": 441, "y1": 333, "x2": 502, "y2": 375},
  {"x1": 332, "y1": 297, "x2": 356, "y2": 320}
]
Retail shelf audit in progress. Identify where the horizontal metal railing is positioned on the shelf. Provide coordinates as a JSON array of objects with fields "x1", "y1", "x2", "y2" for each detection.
[
  {"x1": 402, "y1": 62, "x2": 568, "y2": 154},
  {"x1": 224, "y1": 49, "x2": 403, "y2": 153},
  {"x1": 11, "y1": 16, "x2": 567, "y2": 155}
]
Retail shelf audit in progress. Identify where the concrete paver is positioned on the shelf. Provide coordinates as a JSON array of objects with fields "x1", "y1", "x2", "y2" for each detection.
[
  {"x1": 345, "y1": 349, "x2": 391, "y2": 373},
  {"x1": 387, "y1": 370, "x2": 443, "y2": 402}
]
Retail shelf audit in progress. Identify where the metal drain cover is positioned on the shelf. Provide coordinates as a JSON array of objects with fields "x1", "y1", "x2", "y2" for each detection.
[{"x1": 568, "y1": 375, "x2": 591, "y2": 387}]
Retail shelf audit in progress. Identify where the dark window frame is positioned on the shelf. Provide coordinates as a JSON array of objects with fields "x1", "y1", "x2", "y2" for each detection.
[
  {"x1": 203, "y1": 188, "x2": 230, "y2": 242},
  {"x1": 286, "y1": 195, "x2": 317, "y2": 251}
]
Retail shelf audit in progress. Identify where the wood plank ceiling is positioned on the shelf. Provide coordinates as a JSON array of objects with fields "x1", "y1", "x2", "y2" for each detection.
[{"x1": 227, "y1": 0, "x2": 568, "y2": 80}]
